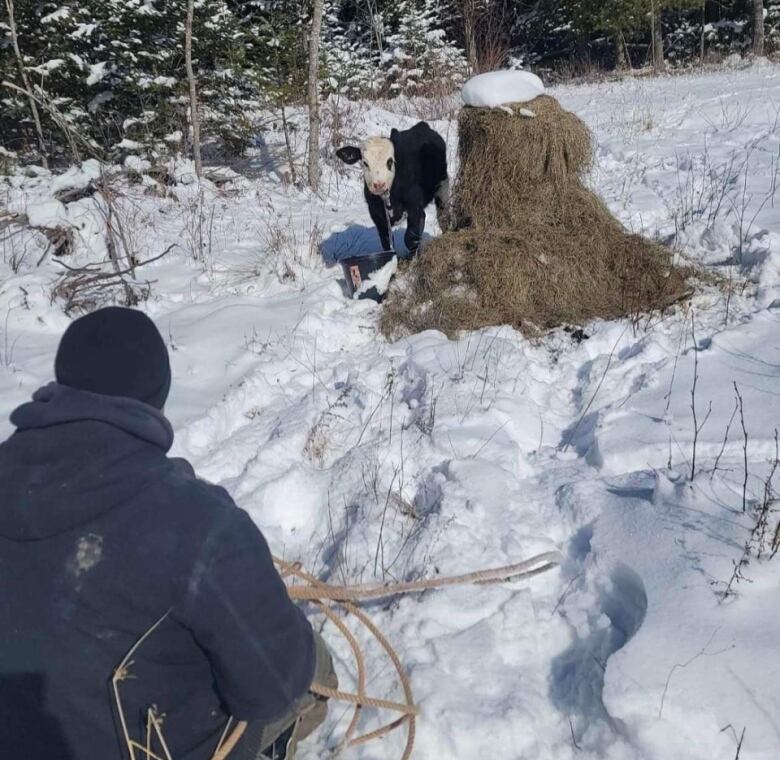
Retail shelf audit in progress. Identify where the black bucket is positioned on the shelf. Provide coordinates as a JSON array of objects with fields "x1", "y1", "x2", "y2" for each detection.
[{"x1": 340, "y1": 251, "x2": 397, "y2": 303}]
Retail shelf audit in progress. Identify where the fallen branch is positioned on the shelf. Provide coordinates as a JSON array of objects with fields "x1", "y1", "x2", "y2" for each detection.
[{"x1": 52, "y1": 245, "x2": 176, "y2": 314}]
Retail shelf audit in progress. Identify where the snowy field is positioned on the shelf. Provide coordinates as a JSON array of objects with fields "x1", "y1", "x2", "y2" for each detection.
[{"x1": 2, "y1": 62, "x2": 780, "y2": 760}]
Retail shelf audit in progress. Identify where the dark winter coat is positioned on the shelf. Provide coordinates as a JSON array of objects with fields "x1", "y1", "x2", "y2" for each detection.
[{"x1": 0, "y1": 383, "x2": 315, "y2": 760}]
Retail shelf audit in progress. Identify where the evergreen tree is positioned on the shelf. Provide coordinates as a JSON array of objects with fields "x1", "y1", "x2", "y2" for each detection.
[
  {"x1": 381, "y1": 0, "x2": 467, "y2": 94},
  {"x1": 1, "y1": 0, "x2": 775, "y2": 165},
  {"x1": 1, "y1": 0, "x2": 250, "y2": 161},
  {"x1": 321, "y1": 0, "x2": 378, "y2": 97}
]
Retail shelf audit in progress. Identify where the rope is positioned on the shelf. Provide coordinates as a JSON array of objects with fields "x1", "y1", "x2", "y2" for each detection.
[
  {"x1": 382, "y1": 192, "x2": 395, "y2": 253},
  {"x1": 211, "y1": 721, "x2": 247, "y2": 760},
  {"x1": 279, "y1": 550, "x2": 563, "y2": 602},
  {"x1": 273, "y1": 549, "x2": 562, "y2": 759}
]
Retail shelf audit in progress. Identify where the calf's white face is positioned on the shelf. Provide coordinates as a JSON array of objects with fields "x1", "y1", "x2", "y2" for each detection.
[
  {"x1": 360, "y1": 138, "x2": 396, "y2": 196},
  {"x1": 335, "y1": 137, "x2": 396, "y2": 196}
]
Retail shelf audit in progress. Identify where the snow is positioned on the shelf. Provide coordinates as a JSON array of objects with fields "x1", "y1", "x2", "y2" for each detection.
[
  {"x1": 48, "y1": 160, "x2": 102, "y2": 194},
  {"x1": 354, "y1": 255, "x2": 398, "y2": 298},
  {"x1": 124, "y1": 155, "x2": 152, "y2": 174},
  {"x1": 70, "y1": 23, "x2": 97, "y2": 39},
  {"x1": 2, "y1": 63, "x2": 780, "y2": 760},
  {"x1": 116, "y1": 138, "x2": 142, "y2": 151},
  {"x1": 88, "y1": 91, "x2": 113, "y2": 112},
  {"x1": 23, "y1": 200, "x2": 70, "y2": 229},
  {"x1": 137, "y1": 74, "x2": 179, "y2": 90},
  {"x1": 29, "y1": 59, "x2": 66, "y2": 75},
  {"x1": 86, "y1": 61, "x2": 110, "y2": 86},
  {"x1": 41, "y1": 7, "x2": 71, "y2": 24},
  {"x1": 462, "y1": 69, "x2": 545, "y2": 108}
]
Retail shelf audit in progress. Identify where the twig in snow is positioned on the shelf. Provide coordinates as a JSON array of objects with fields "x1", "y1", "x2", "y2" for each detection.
[
  {"x1": 568, "y1": 719, "x2": 581, "y2": 751},
  {"x1": 752, "y1": 430, "x2": 779, "y2": 560},
  {"x1": 658, "y1": 628, "x2": 732, "y2": 717},
  {"x1": 562, "y1": 325, "x2": 629, "y2": 452},
  {"x1": 719, "y1": 725, "x2": 747, "y2": 759},
  {"x1": 374, "y1": 468, "x2": 399, "y2": 579},
  {"x1": 551, "y1": 573, "x2": 583, "y2": 617},
  {"x1": 734, "y1": 382, "x2": 749, "y2": 513},
  {"x1": 689, "y1": 311, "x2": 712, "y2": 480},
  {"x1": 710, "y1": 398, "x2": 739, "y2": 481},
  {"x1": 733, "y1": 727, "x2": 746, "y2": 759}
]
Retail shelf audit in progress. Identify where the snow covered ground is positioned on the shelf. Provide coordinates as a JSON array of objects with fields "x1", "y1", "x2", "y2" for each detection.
[{"x1": 2, "y1": 61, "x2": 780, "y2": 760}]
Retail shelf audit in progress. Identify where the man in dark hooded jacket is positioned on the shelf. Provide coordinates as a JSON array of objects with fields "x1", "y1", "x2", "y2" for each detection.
[{"x1": 0, "y1": 307, "x2": 335, "y2": 760}]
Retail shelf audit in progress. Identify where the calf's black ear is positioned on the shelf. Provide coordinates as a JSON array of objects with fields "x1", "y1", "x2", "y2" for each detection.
[
  {"x1": 336, "y1": 146, "x2": 362, "y2": 164},
  {"x1": 390, "y1": 128, "x2": 399, "y2": 140}
]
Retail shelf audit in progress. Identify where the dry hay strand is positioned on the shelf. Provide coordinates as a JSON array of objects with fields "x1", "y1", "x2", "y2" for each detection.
[
  {"x1": 454, "y1": 95, "x2": 593, "y2": 230},
  {"x1": 381, "y1": 205, "x2": 693, "y2": 338}
]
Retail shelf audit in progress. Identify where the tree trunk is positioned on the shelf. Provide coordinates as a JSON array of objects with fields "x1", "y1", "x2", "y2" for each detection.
[
  {"x1": 5, "y1": 0, "x2": 48, "y2": 168},
  {"x1": 700, "y1": 1, "x2": 706, "y2": 65},
  {"x1": 614, "y1": 31, "x2": 628, "y2": 70},
  {"x1": 307, "y1": 0, "x2": 324, "y2": 192},
  {"x1": 575, "y1": 30, "x2": 590, "y2": 64},
  {"x1": 752, "y1": 0, "x2": 765, "y2": 57},
  {"x1": 185, "y1": 0, "x2": 203, "y2": 179},
  {"x1": 651, "y1": 0, "x2": 665, "y2": 73}
]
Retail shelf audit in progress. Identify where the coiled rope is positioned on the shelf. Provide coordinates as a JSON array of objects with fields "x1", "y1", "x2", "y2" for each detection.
[
  {"x1": 114, "y1": 550, "x2": 562, "y2": 760},
  {"x1": 269, "y1": 549, "x2": 563, "y2": 759}
]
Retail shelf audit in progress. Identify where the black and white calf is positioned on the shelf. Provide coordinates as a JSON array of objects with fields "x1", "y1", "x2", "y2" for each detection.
[{"x1": 336, "y1": 121, "x2": 449, "y2": 255}]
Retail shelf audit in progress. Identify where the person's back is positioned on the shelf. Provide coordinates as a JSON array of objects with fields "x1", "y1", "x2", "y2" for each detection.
[{"x1": 0, "y1": 308, "x2": 325, "y2": 760}]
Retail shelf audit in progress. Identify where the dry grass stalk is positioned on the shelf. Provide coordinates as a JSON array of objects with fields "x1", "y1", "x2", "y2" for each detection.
[{"x1": 383, "y1": 95, "x2": 692, "y2": 338}]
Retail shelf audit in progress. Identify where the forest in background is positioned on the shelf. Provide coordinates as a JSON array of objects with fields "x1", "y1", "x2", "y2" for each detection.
[{"x1": 1, "y1": 0, "x2": 779, "y2": 167}]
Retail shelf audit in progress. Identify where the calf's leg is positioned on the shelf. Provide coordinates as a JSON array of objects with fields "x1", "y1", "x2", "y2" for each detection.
[
  {"x1": 434, "y1": 178, "x2": 451, "y2": 232},
  {"x1": 366, "y1": 191, "x2": 393, "y2": 252},
  {"x1": 405, "y1": 205, "x2": 425, "y2": 256}
]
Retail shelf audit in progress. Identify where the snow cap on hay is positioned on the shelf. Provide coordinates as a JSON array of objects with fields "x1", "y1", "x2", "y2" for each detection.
[{"x1": 382, "y1": 94, "x2": 692, "y2": 338}]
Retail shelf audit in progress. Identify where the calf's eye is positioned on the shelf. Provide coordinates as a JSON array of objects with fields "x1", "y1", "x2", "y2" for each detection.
[{"x1": 387, "y1": 158, "x2": 394, "y2": 170}]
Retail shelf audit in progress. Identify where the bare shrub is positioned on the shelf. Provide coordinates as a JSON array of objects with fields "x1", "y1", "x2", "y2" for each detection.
[
  {"x1": 226, "y1": 215, "x2": 323, "y2": 287},
  {"x1": 52, "y1": 246, "x2": 174, "y2": 315}
]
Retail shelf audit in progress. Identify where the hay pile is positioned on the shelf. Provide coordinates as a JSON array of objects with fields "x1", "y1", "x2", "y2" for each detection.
[{"x1": 382, "y1": 96, "x2": 691, "y2": 338}]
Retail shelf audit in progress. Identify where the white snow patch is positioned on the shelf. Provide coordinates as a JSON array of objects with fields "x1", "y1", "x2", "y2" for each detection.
[
  {"x1": 116, "y1": 139, "x2": 142, "y2": 151},
  {"x1": 29, "y1": 59, "x2": 66, "y2": 75},
  {"x1": 88, "y1": 91, "x2": 113, "y2": 112},
  {"x1": 86, "y1": 61, "x2": 110, "y2": 86},
  {"x1": 124, "y1": 155, "x2": 152, "y2": 174},
  {"x1": 24, "y1": 200, "x2": 70, "y2": 229},
  {"x1": 353, "y1": 255, "x2": 398, "y2": 299},
  {"x1": 50, "y1": 160, "x2": 103, "y2": 194},
  {"x1": 138, "y1": 75, "x2": 178, "y2": 90},
  {"x1": 41, "y1": 7, "x2": 71, "y2": 24},
  {"x1": 70, "y1": 23, "x2": 97, "y2": 39},
  {"x1": 462, "y1": 70, "x2": 545, "y2": 108}
]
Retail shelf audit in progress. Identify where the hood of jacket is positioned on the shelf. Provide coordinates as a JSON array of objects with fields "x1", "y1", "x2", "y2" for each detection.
[{"x1": 0, "y1": 383, "x2": 174, "y2": 541}]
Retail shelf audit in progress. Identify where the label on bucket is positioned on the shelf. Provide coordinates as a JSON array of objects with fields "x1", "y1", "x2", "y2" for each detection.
[{"x1": 349, "y1": 265, "x2": 362, "y2": 290}]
